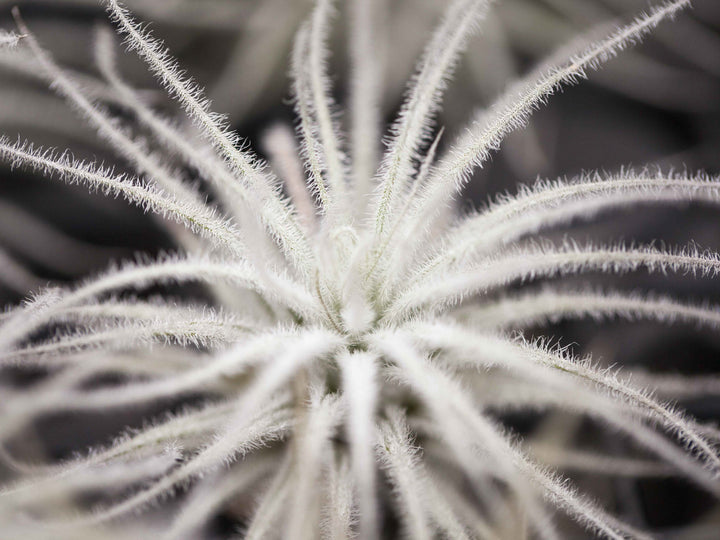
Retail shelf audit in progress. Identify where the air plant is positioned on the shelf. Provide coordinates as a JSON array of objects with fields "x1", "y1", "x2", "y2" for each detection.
[{"x1": 0, "y1": 0, "x2": 719, "y2": 538}]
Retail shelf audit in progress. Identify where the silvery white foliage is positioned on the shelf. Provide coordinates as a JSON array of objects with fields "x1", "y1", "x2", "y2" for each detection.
[
  {"x1": 0, "y1": 0, "x2": 719, "y2": 538},
  {"x1": 0, "y1": 30, "x2": 23, "y2": 48}
]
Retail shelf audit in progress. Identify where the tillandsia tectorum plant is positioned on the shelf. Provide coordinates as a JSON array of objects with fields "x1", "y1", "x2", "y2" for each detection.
[{"x1": 1, "y1": 0, "x2": 720, "y2": 538}]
